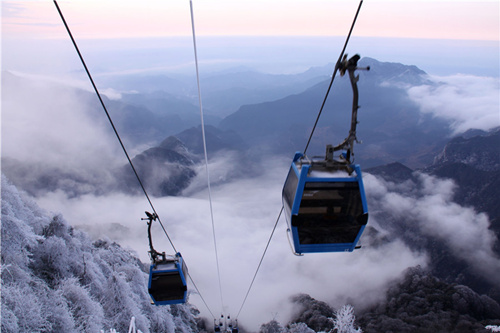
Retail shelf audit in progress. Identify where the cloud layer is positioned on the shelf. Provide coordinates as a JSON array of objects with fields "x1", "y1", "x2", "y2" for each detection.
[
  {"x1": 407, "y1": 74, "x2": 500, "y2": 134},
  {"x1": 364, "y1": 172, "x2": 500, "y2": 287},
  {"x1": 6, "y1": 71, "x2": 496, "y2": 328},
  {"x1": 2, "y1": 73, "x2": 121, "y2": 173},
  {"x1": 36, "y1": 158, "x2": 428, "y2": 331}
]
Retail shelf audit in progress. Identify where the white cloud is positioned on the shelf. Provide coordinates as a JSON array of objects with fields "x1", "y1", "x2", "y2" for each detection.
[
  {"x1": 364, "y1": 172, "x2": 500, "y2": 287},
  {"x1": 407, "y1": 74, "x2": 500, "y2": 134},
  {"x1": 7, "y1": 71, "x2": 123, "y2": 100},
  {"x1": 35, "y1": 158, "x2": 427, "y2": 331},
  {"x1": 415, "y1": 174, "x2": 500, "y2": 282},
  {"x1": 2, "y1": 73, "x2": 122, "y2": 171}
]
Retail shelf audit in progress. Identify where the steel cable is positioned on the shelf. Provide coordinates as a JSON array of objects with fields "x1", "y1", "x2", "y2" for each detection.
[{"x1": 53, "y1": 0, "x2": 216, "y2": 319}]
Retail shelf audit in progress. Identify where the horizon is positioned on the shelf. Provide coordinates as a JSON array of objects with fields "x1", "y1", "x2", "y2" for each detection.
[{"x1": 3, "y1": 35, "x2": 499, "y2": 78}]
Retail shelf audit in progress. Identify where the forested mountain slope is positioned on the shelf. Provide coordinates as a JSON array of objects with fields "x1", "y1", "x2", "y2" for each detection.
[{"x1": 1, "y1": 175, "x2": 201, "y2": 333}]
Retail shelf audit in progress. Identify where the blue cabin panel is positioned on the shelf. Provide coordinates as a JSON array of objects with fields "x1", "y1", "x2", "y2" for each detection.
[
  {"x1": 148, "y1": 253, "x2": 188, "y2": 305},
  {"x1": 282, "y1": 153, "x2": 369, "y2": 254}
]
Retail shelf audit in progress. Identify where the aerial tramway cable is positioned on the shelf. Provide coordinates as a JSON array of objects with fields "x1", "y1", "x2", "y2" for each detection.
[
  {"x1": 189, "y1": 0, "x2": 226, "y2": 316},
  {"x1": 53, "y1": 0, "x2": 177, "y2": 254},
  {"x1": 56, "y1": 0, "x2": 365, "y2": 324},
  {"x1": 234, "y1": 0, "x2": 365, "y2": 319},
  {"x1": 303, "y1": 0, "x2": 364, "y2": 155},
  {"x1": 53, "y1": 0, "x2": 217, "y2": 319},
  {"x1": 235, "y1": 207, "x2": 283, "y2": 319}
]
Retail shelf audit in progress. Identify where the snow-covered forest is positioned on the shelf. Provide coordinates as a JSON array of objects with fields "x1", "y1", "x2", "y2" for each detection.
[{"x1": 1, "y1": 175, "x2": 200, "y2": 332}]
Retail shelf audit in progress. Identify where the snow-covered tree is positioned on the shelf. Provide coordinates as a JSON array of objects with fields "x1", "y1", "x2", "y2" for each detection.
[
  {"x1": 260, "y1": 319, "x2": 286, "y2": 333},
  {"x1": 289, "y1": 294, "x2": 334, "y2": 332},
  {"x1": 287, "y1": 322, "x2": 315, "y2": 333},
  {"x1": 330, "y1": 305, "x2": 362, "y2": 333},
  {"x1": 58, "y1": 277, "x2": 105, "y2": 331}
]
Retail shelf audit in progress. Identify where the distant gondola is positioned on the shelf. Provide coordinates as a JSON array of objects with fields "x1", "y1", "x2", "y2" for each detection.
[
  {"x1": 143, "y1": 211, "x2": 188, "y2": 305},
  {"x1": 283, "y1": 152, "x2": 368, "y2": 254},
  {"x1": 148, "y1": 252, "x2": 188, "y2": 305}
]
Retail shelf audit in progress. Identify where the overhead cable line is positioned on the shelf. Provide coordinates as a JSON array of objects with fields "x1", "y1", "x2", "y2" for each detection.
[
  {"x1": 303, "y1": 0, "x2": 364, "y2": 155},
  {"x1": 235, "y1": 0, "x2": 364, "y2": 321},
  {"x1": 189, "y1": 0, "x2": 226, "y2": 315},
  {"x1": 52, "y1": 0, "x2": 177, "y2": 253},
  {"x1": 53, "y1": 0, "x2": 216, "y2": 319},
  {"x1": 187, "y1": 272, "x2": 217, "y2": 319},
  {"x1": 235, "y1": 207, "x2": 283, "y2": 319}
]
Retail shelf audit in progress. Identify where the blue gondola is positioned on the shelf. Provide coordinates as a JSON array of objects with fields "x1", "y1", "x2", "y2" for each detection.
[
  {"x1": 282, "y1": 54, "x2": 370, "y2": 255},
  {"x1": 142, "y1": 211, "x2": 188, "y2": 305},
  {"x1": 148, "y1": 252, "x2": 188, "y2": 305},
  {"x1": 282, "y1": 152, "x2": 368, "y2": 254}
]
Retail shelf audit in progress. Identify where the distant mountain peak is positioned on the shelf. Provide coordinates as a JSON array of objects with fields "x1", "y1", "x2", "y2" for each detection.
[
  {"x1": 359, "y1": 57, "x2": 430, "y2": 86},
  {"x1": 159, "y1": 135, "x2": 191, "y2": 155},
  {"x1": 174, "y1": 125, "x2": 247, "y2": 155},
  {"x1": 118, "y1": 136, "x2": 198, "y2": 197},
  {"x1": 365, "y1": 162, "x2": 415, "y2": 182}
]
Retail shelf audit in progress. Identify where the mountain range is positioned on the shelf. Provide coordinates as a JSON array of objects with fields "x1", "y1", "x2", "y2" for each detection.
[
  {"x1": 2, "y1": 56, "x2": 458, "y2": 197},
  {"x1": 218, "y1": 57, "x2": 448, "y2": 168},
  {"x1": 366, "y1": 128, "x2": 500, "y2": 301},
  {"x1": 2, "y1": 57, "x2": 499, "y2": 331}
]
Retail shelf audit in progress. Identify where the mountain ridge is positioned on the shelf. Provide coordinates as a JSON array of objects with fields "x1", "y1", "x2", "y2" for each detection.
[
  {"x1": 364, "y1": 128, "x2": 500, "y2": 301},
  {"x1": 219, "y1": 57, "x2": 450, "y2": 168}
]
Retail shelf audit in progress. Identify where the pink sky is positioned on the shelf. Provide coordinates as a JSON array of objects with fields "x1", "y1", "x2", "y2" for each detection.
[{"x1": 2, "y1": 0, "x2": 499, "y2": 41}]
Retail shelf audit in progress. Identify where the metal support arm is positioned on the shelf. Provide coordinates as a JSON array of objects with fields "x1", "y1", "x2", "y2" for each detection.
[
  {"x1": 142, "y1": 211, "x2": 166, "y2": 264},
  {"x1": 329, "y1": 54, "x2": 370, "y2": 164}
]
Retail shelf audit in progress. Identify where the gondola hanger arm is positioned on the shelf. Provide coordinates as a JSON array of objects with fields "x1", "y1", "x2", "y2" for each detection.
[
  {"x1": 142, "y1": 211, "x2": 166, "y2": 264},
  {"x1": 330, "y1": 54, "x2": 370, "y2": 164}
]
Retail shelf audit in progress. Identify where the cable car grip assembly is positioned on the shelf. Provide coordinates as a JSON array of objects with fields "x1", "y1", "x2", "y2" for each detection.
[
  {"x1": 301, "y1": 54, "x2": 370, "y2": 174},
  {"x1": 142, "y1": 211, "x2": 166, "y2": 264}
]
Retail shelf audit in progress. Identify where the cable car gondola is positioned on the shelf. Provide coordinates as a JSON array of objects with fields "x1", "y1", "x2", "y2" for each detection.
[
  {"x1": 143, "y1": 212, "x2": 188, "y2": 305},
  {"x1": 148, "y1": 252, "x2": 188, "y2": 305},
  {"x1": 282, "y1": 54, "x2": 369, "y2": 255},
  {"x1": 227, "y1": 316, "x2": 238, "y2": 333},
  {"x1": 283, "y1": 151, "x2": 368, "y2": 254},
  {"x1": 214, "y1": 318, "x2": 222, "y2": 333}
]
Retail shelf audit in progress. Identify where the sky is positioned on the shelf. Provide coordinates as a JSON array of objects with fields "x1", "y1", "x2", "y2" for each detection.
[
  {"x1": 2, "y1": 0, "x2": 499, "y2": 40},
  {"x1": 2, "y1": 0, "x2": 499, "y2": 78},
  {"x1": 2, "y1": 0, "x2": 500, "y2": 330}
]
